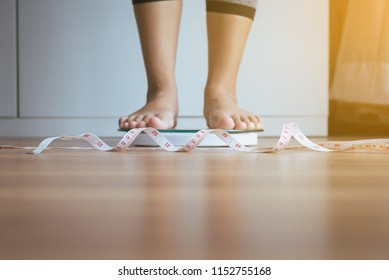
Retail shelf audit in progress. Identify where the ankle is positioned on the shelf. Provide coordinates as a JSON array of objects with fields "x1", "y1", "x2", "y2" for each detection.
[
  {"x1": 147, "y1": 78, "x2": 177, "y2": 93},
  {"x1": 205, "y1": 77, "x2": 236, "y2": 91},
  {"x1": 205, "y1": 81, "x2": 236, "y2": 93},
  {"x1": 147, "y1": 83, "x2": 177, "y2": 100},
  {"x1": 204, "y1": 85, "x2": 236, "y2": 102}
]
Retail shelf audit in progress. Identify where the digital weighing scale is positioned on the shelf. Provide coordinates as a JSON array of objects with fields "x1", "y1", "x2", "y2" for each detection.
[{"x1": 118, "y1": 128, "x2": 263, "y2": 147}]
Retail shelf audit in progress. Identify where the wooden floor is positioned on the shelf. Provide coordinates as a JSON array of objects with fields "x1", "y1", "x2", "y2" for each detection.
[{"x1": 1, "y1": 137, "x2": 389, "y2": 260}]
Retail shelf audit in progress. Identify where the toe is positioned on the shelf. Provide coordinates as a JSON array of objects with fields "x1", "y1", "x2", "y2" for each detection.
[
  {"x1": 149, "y1": 116, "x2": 169, "y2": 129},
  {"x1": 119, "y1": 120, "x2": 127, "y2": 129},
  {"x1": 208, "y1": 112, "x2": 235, "y2": 129},
  {"x1": 241, "y1": 116, "x2": 254, "y2": 129},
  {"x1": 249, "y1": 116, "x2": 258, "y2": 125},
  {"x1": 119, "y1": 116, "x2": 132, "y2": 128},
  {"x1": 134, "y1": 115, "x2": 144, "y2": 123},
  {"x1": 255, "y1": 116, "x2": 263, "y2": 129},
  {"x1": 248, "y1": 115, "x2": 263, "y2": 130},
  {"x1": 136, "y1": 121, "x2": 147, "y2": 128},
  {"x1": 128, "y1": 120, "x2": 138, "y2": 129},
  {"x1": 143, "y1": 114, "x2": 153, "y2": 124},
  {"x1": 235, "y1": 121, "x2": 247, "y2": 130},
  {"x1": 247, "y1": 121, "x2": 256, "y2": 130},
  {"x1": 232, "y1": 116, "x2": 246, "y2": 130},
  {"x1": 118, "y1": 117, "x2": 125, "y2": 127},
  {"x1": 217, "y1": 116, "x2": 235, "y2": 130},
  {"x1": 127, "y1": 114, "x2": 137, "y2": 122}
]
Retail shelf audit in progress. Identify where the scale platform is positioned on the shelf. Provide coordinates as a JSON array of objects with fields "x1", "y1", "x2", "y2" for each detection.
[{"x1": 118, "y1": 128, "x2": 263, "y2": 147}]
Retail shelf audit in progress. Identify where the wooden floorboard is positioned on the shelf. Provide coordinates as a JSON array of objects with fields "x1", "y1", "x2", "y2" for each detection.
[{"x1": 1, "y1": 137, "x2": 389, "y2": 259}]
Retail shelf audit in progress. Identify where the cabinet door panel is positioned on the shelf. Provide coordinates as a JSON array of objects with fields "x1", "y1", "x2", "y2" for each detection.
[
  {"x1": 19, "y1": 0, "x2": 145, "y2": 117},
  {"x1": 239, "y1": 0, "x2": 328, "y2": 116},
  {"x1": 0, "y1": 0, "x2": 17, "y2": 117}
]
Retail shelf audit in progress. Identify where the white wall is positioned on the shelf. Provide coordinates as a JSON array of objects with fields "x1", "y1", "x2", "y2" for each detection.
[
  {"x1": 242, "y1": 0, "x2": 328, "y2": 116},
  {"x1": 0, "y1": 0, "x2": 328, "y2": 136},
  {"x1": 0, "y1": 0, "x2": 17, "y2": 117}
]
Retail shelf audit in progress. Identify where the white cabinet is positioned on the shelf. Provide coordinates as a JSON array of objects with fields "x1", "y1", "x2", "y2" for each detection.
[
  {"x1": 0, "y1": 0, "x2": 17, "y2": 117},
  {"x1": 3, "y1": 0, "x2": 328, "y2": 136}
]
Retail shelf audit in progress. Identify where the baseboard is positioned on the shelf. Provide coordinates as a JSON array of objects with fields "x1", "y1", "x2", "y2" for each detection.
[{"x1": 0, "y1": 116, "x2": 328, "y2": 137}]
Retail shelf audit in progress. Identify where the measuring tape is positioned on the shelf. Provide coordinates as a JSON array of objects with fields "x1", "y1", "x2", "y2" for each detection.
[{"x1": 5, "y1": 122, "x2": 381, "y2": 154}]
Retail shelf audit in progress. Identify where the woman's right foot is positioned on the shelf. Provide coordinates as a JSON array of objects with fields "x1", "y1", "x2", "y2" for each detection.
[
  {"x1": 119, "y1": 88, "x2": 178, "y2": 129},
  {"x1": 204, "y1": 87, "x2": 263, "y2": 130}
]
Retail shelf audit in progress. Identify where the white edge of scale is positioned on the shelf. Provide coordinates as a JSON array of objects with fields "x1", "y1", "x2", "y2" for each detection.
[{"x1": 132, "y1": 132, "x2": 259, "y2": 147}]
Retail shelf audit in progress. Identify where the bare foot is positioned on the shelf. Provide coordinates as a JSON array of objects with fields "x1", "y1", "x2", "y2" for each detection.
[
  {"x1": 204, "y1": 89, "x2": 262, "y2": 130},
  {"x1": 119, "y1": 88, "x2": 178, "y2": 129}
]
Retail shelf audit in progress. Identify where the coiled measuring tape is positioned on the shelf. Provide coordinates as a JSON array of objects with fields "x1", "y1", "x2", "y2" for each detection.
[{"x1": 8, "y1": 122, "x2": 384, "y2": 154}]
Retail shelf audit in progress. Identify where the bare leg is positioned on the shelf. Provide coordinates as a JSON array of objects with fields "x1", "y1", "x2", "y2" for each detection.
[
  {"x1": 204, "y1": 12, "x2": 262, "y2": 130},
  {"x1": 119, "y1": 0, "x2": 182, "y2": 129}
]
